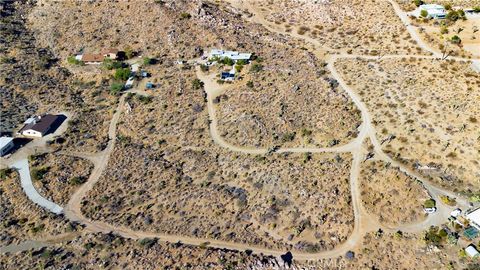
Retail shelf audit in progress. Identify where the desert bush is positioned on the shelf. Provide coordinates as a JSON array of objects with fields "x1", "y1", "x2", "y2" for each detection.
[
  {"x1": 31, "y1": 167, "x2": 50, "y2": 181},
  {"x1": 67, "y1": 56, "x2": 84, "y2": 65},
  {"x1": 423, "y1": 199, "x2": 435, "y2": 208},
  {"x1": 110, "y1": 82, "x2": 123, "y2": 95},
  {"x1": 192, "y1": 79, "x2": 204, "y2": 89},
  {"x1": 114, "y1": 68, "x2": 131, "y2": 81},
  {"x1": 250, "y1": 62, "x2": 263, "y2": 73}
]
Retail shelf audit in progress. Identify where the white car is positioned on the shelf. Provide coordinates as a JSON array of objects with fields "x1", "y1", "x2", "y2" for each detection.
[
  {"x1": 450, "y1": 208, "x2": 462, "y2": 218},
  {"x1": 424, "y1": 207, "x2": 437, "y2": 214}
]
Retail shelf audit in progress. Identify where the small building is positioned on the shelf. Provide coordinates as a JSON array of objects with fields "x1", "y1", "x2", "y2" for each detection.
[
  {"x1": 419, "y1": 4, "x2": 447, "y2": 19},
  {"x1": 19, "y1": 114, "x2": 60, "y2": 138},
  {"x1": 0, "y1": 137, "x2": 14, "y2": 156},
  {"x1": 101, "y1": 48, "x2": 119, "y2": 60},
  {"x1": 209, "y1": 49, "x2": 252, "y2": 63},
  {"x1": 467, "y1": 208, "x2": 480, "y2": 231},
  {"x1": 465, "y1": 245, "x2": 480, "y2": 258},
  {"x1": 125, "y1": 77, "x2": 135, "y2": 89},
  {"x1": 80, "y1": 53, "x2": 104, "y2": 64}
]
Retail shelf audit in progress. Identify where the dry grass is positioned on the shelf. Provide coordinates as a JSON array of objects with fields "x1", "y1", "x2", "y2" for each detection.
[
  {"x1": 360, "y1": 160, "x2": 428, "y2": 226},
  {"x1": 336, "y1": 57, "x2": 480, "y2": 195}
]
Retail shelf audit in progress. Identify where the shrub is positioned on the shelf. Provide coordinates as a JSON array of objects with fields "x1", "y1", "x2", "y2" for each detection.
[
  {"x1": 281, "y1": 132, "x2": 296, "y2": 143},
  {"x1": 69, "y1": 177, "x2": 86, "y2": 185},
  {"x1": 413, "y1": 0, "x2": 424, "y2": 7},
  {"x1": 114, "y1": 68, "x2": 131, "y2": 81},
  {"x1": 137, "y1": 95, "x2": 153, "y2": 104},
  {"x1": 440, "y1": 195, "x2": 456, "y2": 206},
  {"x1": 124, "y1": 47, "x2": 134, "y2": 59},
  {"x1": 67, "y1": 56, "x2": 84, "y2": 65},
  {"x1": 143, "y1": 57, "x2": 152, "y2": 65},
  {"x1": 110, "y1": 82, "x2": 123, "y2": 95},
  {"x1": 220, "y1": 57, "x2": 235, "y2": 66},
  {"x1": 103, "y1": 58, "x2": 122, "y2": 70},
  {"x1": 246, "y1": 81, "x2": 254, "y2": 88},
  {"x1": 420, "y1": 9, "x2": 428, "y2": 18},
  {"x1": 180, "y1": 12, "x2": 191, "y2": 19},
  {"x1": 0, "y1": 168, "x2": 13, "y2": 180},
  {"x1": 450, "y1": 35, "x2": 461, "y2": 44},
  {"x1": 250, "y1": 62, "x2": 263, "y2": 73},
  {"x1": 235, "y1": 64, "x2": 243, "y2": 73},
  {"x1": 192, "y1": 79, "x2": 204, "y2": 89},
  {"x1": 424, "y1": 199, "x2": 436, "y2": 208},
  {"x1": 31, "y1": 167, "x2": 49, "y2": 181},
  {"x1": 440, "y1": 26, "x2": 448, "y2": 34},
  {"x1": 200, "y1": 64, "x2": 209, "y2": 72},
  {"x1": 138, "y1": 238, "x2": 157, "y2": 248}
]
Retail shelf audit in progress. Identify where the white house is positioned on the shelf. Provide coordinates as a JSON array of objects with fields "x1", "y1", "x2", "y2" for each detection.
[
  {"x1": 209, "y1": 49, "x2": 252, "y2": 62},
  {"x1": 19, "y1": 114, "x2": 59, "y2": 138},
  {"x1": 466, "y1": 208, "x2": 480, "y2": 230},
  {"x1": 0, "y1": 137, "x2": 14, "y2": 156},
  {"x1": 419, "y1": 4, "x2": 447, "y2": 19},
  {"x1": 465, "y1": 245, "x2": 480, "y2": 258}
]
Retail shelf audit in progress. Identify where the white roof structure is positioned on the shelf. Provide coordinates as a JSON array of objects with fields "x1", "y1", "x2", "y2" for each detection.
[
  {"x1": 75, "y1": 55, "x2": 83, "y2": 61},
  {"x1": 131, "y1": 64, "x2": 140, "y2": 73},
  {"x1": 209, "y1": 49, "x2": 252, "y2": 61},
  {"x1": 419, "y1": 4, "x2": 447, "y2": 18},
  {"x1": 0, "y1": 137, "x2": 13, "y2": 149},
  {"x1": 465, "y1": 245, "x2": 480, "y2": 258},
  {"x1": 466, "y1": 208, "x2": 480, "y2": 230}
]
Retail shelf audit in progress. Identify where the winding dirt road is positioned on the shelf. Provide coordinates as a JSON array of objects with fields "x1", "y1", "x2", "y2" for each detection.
[{"x1": 3, "y1": 0, "x2": 479, "y2": 261}]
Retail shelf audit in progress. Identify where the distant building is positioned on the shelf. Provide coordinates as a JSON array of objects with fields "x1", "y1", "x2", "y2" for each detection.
[
  {"x1": 465, "y1": 245, "x2": 480, "y2": 258},
  {"x1": 0, "y1": 137, "x2": 14, "y2": 156},
  {"x1": 79, "y1": 53, "x2": 104, "y2": 64},
  {"x1": 101, "y1": 48, "x2": 119, "y2": 60},
  {"x1": 466, "y1": 208, "x2": 480, "y2": 230},
  {"x1": 75, "y1": 48, "x2": 119, "y2": 64},
  {"x1": 209, "y1": 49, "x2": 252, "y2": 62},
  {"x1": 419, "y1": 4, "x2": 447, "y2": 19},
  {"x1": 19, "y1": 114, "x2": 60, "y2": 138}
]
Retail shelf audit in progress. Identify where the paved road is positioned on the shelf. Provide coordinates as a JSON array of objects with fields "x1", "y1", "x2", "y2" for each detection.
[{"x1": 11, "y1": 159, "x2": 63, "y2": 215}]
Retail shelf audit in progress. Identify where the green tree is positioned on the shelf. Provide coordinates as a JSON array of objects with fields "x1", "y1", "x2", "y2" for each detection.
[
  {"x1": 103, "y1": 58, "x2": 122, "y2": 70},
  {"x1": 220, "y1": 57, "x2": 235, "y2": 66},
  {"x1": 143, "y1": 57, "x2": 152, "y2": 65},
  {"x1": 451, "y1": 35, "x2": 461, "y2": 44},
  {"x1": 192, "y1": 79, "x2": 204, "y2": 90},
  {"x1": 424, "y1": 199, "x2": 436, "y2": 208},
  {"x1": 114, "y1": 68, "x2": 131, "y2": 81},
  {"x1": 420, "y1": 9, "x2": 429, "y2": 18}
]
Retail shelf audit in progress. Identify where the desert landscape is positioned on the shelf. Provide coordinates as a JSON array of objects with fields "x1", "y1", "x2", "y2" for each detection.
[{"x1": 1, "y1": 0, "x2": 480, "y2": 269}]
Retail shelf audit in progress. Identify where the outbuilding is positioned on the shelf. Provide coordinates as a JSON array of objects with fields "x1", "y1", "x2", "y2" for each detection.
[
  {"x1": 419, "y1": 4, "x2": 447, "y2": 19},
  {"x1": 19, "y1": 114, "x2": 60, "y2": 138},
  {"x1": 466, "y1": 208, "x2": 480, "y2": 231},
  {"x1": 0, "y1": 137, "x2": 14, "y2": 156},
  {"x1": 465, "y1": 245, "x2": 480, "y2": 258}
]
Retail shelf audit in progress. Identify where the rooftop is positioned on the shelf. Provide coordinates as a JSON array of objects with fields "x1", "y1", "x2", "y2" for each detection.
[
  {"x1": 82, "y1": 53, "x2": 105, "y2": 62},
  {"x1": 0, "y1": 137, "x2": 13, "y2": 148},
  {"x1": 20, "y1": 114, "x2": 59, "y2": 134}
]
